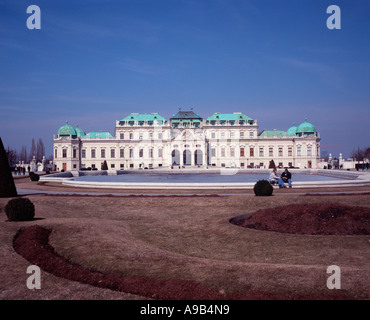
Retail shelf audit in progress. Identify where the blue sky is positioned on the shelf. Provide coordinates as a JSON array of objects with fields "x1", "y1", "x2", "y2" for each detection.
[{"x1": 0, "y1": 0, "x2": 369, "y2": 158}]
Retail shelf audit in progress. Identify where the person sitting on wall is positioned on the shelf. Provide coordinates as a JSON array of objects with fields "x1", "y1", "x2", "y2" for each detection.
[
  {"x1": 281, "y1": 168, "x2": 292, "y2": 188},
  {"x1": 269, "y1": 168, "x2": 286, "y2": 188}
]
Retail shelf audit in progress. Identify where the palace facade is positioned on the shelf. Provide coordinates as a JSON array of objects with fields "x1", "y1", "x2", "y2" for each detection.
[{"x1": 53, "y1": 109, "x2": 321, "y2": 171}]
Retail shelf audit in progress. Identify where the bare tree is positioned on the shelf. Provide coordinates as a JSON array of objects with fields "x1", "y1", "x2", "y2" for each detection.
[
  {"x1": 29, "y1": 138, "x2": 36, "y2": 162},
  {"x1": 365, "y1": 147, "x2": 370, "y2": 160},
  {"x1": 350, "y1": 147, "x2": 365, "y2": 163},
  {"x1": 5, "y1": 146, "x2": 17, "y2": 167},
  {"x1": 36, "y1": 138, "x2": 45, "y2": 162},
  {"x1": 20, "y1": 145, "x2": 28, "y2": 163}
]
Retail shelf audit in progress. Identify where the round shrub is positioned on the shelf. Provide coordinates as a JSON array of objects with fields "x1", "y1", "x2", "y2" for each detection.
[
  {"x1": 29, "y1": 172, "x2": 40, "y2": 181},
  {"x1": 253, "y1": 179, "x2": 273, "y2": 196},
  {"x1": 5, "y1": 197, "x2": 35, "y2": 221}
]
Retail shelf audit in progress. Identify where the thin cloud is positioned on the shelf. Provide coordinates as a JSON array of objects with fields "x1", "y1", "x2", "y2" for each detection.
[
  {"x1": 54, "y1": 95, "x2": 121, "y2": 105},
  {"x1": 298, "y1": 46, "x2": 354, "y2": 55},
  {"x1": 44, "y1": 13, "x2": 161, "y2": 45},
  {"x1": 115, "y1": 58, "x2": 161, "y2": 74},
  {"x1": 276, "y1": 57, "x2": 333, "y2": 73},
  {"x1": 0, "y1": 105, "x2": 28, "y2": 112}
]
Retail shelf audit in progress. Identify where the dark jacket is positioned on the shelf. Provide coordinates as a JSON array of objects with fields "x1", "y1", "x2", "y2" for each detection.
[{"x1": 281, "y1": 171, "x2": 291, "y2": 181}]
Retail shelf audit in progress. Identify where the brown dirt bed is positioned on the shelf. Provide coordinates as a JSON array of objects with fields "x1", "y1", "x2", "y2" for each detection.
[
  {"x1": 13, "y1": 225, "x2": 354, "y2": 300},
  {"x1": 231, "y1": 203, "x2": 370, "y2": 235}
]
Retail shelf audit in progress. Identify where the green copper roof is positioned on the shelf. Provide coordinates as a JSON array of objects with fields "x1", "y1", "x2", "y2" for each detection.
[
  {"x1": 286, "y1": 124, "x2": 298, "y2": 136},
  {"x1": 259, "y1": 130, "x2": 285, "y2": 137},
  {"x1": 206, "y1": 112, "x2": 254, "y2": 122},
  {"x1": 120, "y1": 113, "x2": 166, "y2": 122},
  {"x1": 296, "y1": 120, "x2": 316, "y2": 134},
  {"x1": 85, "y1": 132, "x2": 113, "y2": 138},
  {"x1": 75, "y1": 125, "x2": 86, "y2": 137},
  {"x1": 58, "y1": 121, "x2": 77, "y2": 136}
]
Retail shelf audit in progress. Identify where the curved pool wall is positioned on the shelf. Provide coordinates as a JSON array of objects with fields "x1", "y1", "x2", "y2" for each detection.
[{"x1": 40, "y1": 169, "x2": 370, "y2": 189}]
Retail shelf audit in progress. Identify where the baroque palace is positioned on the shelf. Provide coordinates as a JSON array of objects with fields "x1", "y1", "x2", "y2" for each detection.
[{"x1": 53, "y1": 109, "x2": 321, "y2": 171}]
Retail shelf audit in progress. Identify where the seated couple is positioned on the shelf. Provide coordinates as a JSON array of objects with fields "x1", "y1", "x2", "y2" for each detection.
[{"x1": 269, "y1": 168, "x2": 292, "y2": 188}]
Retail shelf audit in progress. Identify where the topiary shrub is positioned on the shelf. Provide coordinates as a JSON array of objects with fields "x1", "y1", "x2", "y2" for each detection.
[
  {"x1": 29, "y1": 172, "x2": 40, "y2": 181},
  {"x1": 5, "y1": 197, "x2": 35, "y2": 221},
  {"x1": 253, "y1": 179, "x2": 273, "y2": 196}
]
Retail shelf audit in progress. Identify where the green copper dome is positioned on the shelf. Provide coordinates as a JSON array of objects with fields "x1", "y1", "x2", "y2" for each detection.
[
  {"x1": 286, "y1": 124, "x2": 298, "y2": 136},
  {"x1": 296, "y1": 119, "x2": 316, "y2": 135},
  {"x1": 75, "y1": 125, "x2": 86, "y2": 137},
  {"x1": 57, "y1": 121, "x2": 77, "y2": 137}
]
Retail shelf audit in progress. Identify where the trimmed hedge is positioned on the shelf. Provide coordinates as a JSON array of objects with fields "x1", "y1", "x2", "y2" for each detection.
[
  {"x1": 29, "y1": 172, "x2": 40, "y2": 181},
  {"x1": 5, "y1": 197, "x2": 35, "y2": 221},
  {"x1": 253, "y1": 179, "x2": 273, "y2": 196}
]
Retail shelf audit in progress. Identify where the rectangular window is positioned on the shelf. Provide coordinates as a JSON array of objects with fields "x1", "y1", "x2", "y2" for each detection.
[
  {"x1": 158, "y1": 133, "x2": 163, "y2": 140},
  {"x1": 111, "y1": 149, "x2": 115, "y2": 158},
  {"x1": 211, "y1": 148, "x2": 216, "y2": 157},
  {"x1": 249, "y1": 131, "x2": 254, "y2": 138},
  {"x1": 120, "y1": 164, "x2": 124, "y2": 169},
  {"x1": 297, "y1": 147, "x2": 302, "y2": 156},
  {"x1": 230, "y1": 147, "x2": 235, "y2": 157},
  {"x1": 307, "y1": 146, "x2": 312, "y2": 156},
  {"x1": 73, "y1": 149, "x2": 77, "y2": 158},
  {"x1": 91, "y1": 149, "x2": 96, "y2": 158},
  {"x1": 279, "y1": 147, "x2": 283, "y2": 157},
  {"x1": 120, "y1": 149, "x2": 124, "y2": 158},
  {"x1": 240, "y1": 147, "x2": 245, "y2": 157},
  {"x1": 259, "y1": 162, "x2": 264, "y2": 168},
  {"x1": 54, "y1": 149, "x2": 57, "y2": 159},
  {"x1": 288, "y1": 162, "x2": 292, "y2": 167},
  {"x1": 120, "y1": 133, "x2": 124, "y2": 139},
  {"x1": 288, "y1": 147, "x2": 293, "y2": 157},
  {"x1": 149, "y1": 133, "x2": 153, "y2": 140},
  {"x1": 129, "y1": 133, "x2": 133, "y2": 140},
  {"x1": 139, "y1": 149, "x2": 143, "y2": 157},
  {"x1": 221, "y1": 148, "x2": 226, "y2": 157},
  {"x1": 139, "y1": 133, "x2": 143, "y2": 140},
  {"x1": 158, "y1": 149, "x2": 163, "y2": 157},
  {"x1": 129, "y1": 149, "x2": 134, "y2": 158},
  {"x1": 259, "y1": 148, "x2": 264, "y2": 157},
  {"x1": 269, "y1": 147, "x2": 273, "y2": 157},
  {"x1": 62, "y1": 149, "x2": 67, "y2": 158},
  {"x1": 230, "y1": 131, "x2": 235, "y2": 139},
  {"x1": 149, "y1": 149, "x2": 153, "y2": 158},
  {"x1": 211, "y1": 132, "x2": 216, "y2": 139},
  {"x1": 82, "y1": 149, "x2": 86, "y2": 158},
  {"x1": 221, "y1": 132, "x2": 225, "y2": 139},
  {"x1": 101, "y1": 149, "x2": 105, "y2": 158},
  {"x1": 240, "y1": 131, "x2": 244, "y2": 138},
  {"x1": 250, "y1": 148, "x2": 254, "y2": 157}
]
